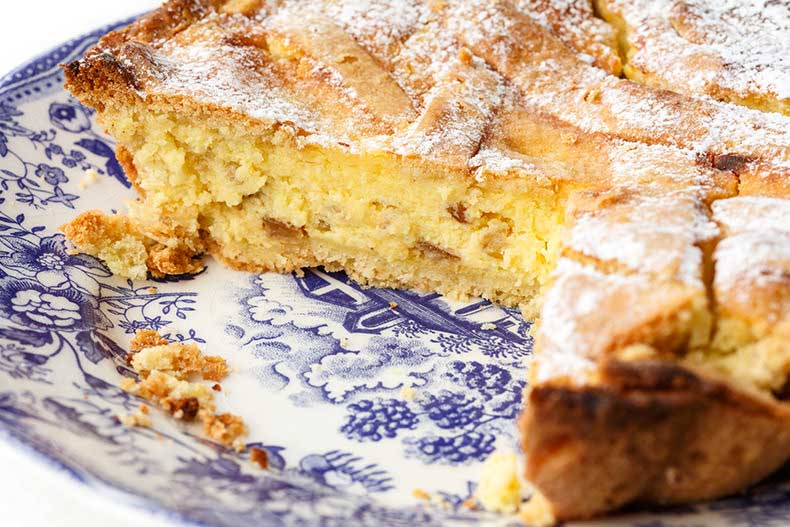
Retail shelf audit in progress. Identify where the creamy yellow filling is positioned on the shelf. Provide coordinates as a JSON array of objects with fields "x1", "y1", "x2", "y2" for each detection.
[{"x1": 102, "y1": 104, "x2": 567, "y2": 309}]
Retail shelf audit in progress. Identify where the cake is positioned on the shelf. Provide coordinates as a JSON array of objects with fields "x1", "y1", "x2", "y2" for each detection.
[
  {"x1": 61, "y1": 0, "x2": 789, "y2": 521},
  {"x1": 594, "y1": 0, "x2": 790, "y2": 114}
]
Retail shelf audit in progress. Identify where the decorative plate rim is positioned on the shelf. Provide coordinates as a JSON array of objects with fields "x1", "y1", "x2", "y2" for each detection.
[{"x1": 0, "y1": 15, "x2": 210, "y2": 527}]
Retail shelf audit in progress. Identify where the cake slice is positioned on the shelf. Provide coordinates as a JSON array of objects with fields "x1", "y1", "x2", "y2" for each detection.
[
  {"x1": 522, "y1": 190, "x2": 790, "y2": 519},
  {"x1": 61, "y1": 0, "x2": 790, "y2": 521}
]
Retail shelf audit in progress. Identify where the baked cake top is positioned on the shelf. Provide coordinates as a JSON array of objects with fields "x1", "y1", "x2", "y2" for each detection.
[
  {"x1": 65, "y1": 0, "x2": 789, "y2": 196},
  {"x1": 598, "y1": 0, "x2": 790, "y2": 109}
]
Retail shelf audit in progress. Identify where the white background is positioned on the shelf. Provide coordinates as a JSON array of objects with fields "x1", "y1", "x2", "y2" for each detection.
[
  {"x1": 0, "y1": 1, "x2": 158, "y2": 74},
  {"x1": 0, "y1": 2, "x2": 167, "y2": 526}
]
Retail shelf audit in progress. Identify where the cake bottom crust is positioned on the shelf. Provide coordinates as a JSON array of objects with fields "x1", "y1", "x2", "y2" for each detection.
[
  {"x1": 521, "y1": 360, "x2": 790, "y2": 520},
  {"x1": 202, "y1": 218, "x2": 547, "y2": 317}
]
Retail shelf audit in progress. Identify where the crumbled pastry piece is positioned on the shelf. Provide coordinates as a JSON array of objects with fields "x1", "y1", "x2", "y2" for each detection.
[
  {"x1": 121, "y1": 329, "x2": 246, "y2": 447},
  {"x1": 461, "y1": 498, "x2": 479, "y2": 511},
  {"x1": 131, "y1": 341, "x2": 229, "y2": 381},
  {"x1": 411, "y1": 488, "x2": 430, "y2": 501},
  {"x1": 400, "y1": 385, "x2": 417, "y2": 401},
  {"x1": 61, "y1": 211, "x2": 150, "y2": 280},
  {"x1": 130, "y1": 328, "x2": 169, "y2": 351},
  {"x1": 79, "y1": 168, "x2": 99, "y2": 189},
  {"x1": 519, "y1": 492, "x2": 556, "y2": 527},
  {"x1": 249, "y1": 446, "x2": 269, "y2": 470},
  {"x1": 120, "y1": 411, "x2": 152, "y2": 428},
  {"x1": 476, "y1": 450, "x2": 524, "y2": 514},
  {"x1": 202, "y1": 412, "x2": 248, "y2": 446},
  {"x1": 61, "y1": 210, "x2": 203, "y2": 280}
]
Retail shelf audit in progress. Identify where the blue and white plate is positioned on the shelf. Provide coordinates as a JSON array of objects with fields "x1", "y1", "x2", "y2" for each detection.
[{"x1": 0, "y1": 19, "x2": 787, "y2": 527}]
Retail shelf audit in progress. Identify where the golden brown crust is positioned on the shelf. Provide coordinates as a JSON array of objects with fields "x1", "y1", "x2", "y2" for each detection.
[
  {"x1": 594, "y1": 0, "x2": 790, "y2": 115},
  {"x1": 146, "y1": 243, "x2": 204, "y2": 277},
  {"x1": 115, "y1": 145, "x2": 142, "y2": 193},
  {"x1": 64, "y1": 0, "x2": 224, "y2": 111},
  {"x1": 61, "y1": 210, "x2": 204, "y2": 279},
  {"x1": 130, "y1": 329, "x2": 170, "y2": 351},
  {"x1": 521, "y1": 360, "x2": 790, "y2": 520}
]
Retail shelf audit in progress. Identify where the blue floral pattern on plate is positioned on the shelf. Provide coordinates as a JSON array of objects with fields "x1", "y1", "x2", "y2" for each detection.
[{"x1": 0, "y1": 18, "x2": 787, "y2": 527}]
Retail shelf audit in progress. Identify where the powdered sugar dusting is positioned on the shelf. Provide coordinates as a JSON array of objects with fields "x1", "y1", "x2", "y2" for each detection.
[
  {"x1": 389, "y1": 57, "x2": 507, "y2": 163},
  {"x1": 102, "y1": 0, "x2": 790, "y2": 167},
  {"x1": 567, "y1": 192, "x2": 716, "y2": 287},
  {"x1": 608, "y1": 0, "x2": 790, "y2": 102},
  {"x1": 321, "y1": 0, "x2": 430, "y2": 52},
  {"x1": 157, "y1": 38, "x2": 310, "y2": 125},
  {"x1": 714, "y1": 231, "x2": 790, "y2": 320},
  {"x1": 712, "y1": 196, "x2": 790, "y2": 319},
  {"x1": 514, "y1": 0, "x2": 622, "y2": 73},
  {"x1": 536, "y1": 257, "x2": 699, "y2": 381},
  {"x1": 713, "y1": 196, "x2": 790, "y2": 235}
]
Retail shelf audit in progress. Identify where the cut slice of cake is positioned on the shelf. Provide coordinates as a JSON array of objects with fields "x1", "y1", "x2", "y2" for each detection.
[{"x1": 61, "y1": 0, "x2": 790, "y2": 521}]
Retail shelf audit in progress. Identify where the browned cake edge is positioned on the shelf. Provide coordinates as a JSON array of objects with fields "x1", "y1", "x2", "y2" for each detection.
[{"x1": 521, "y1": 360, "x2": 790, "y2": 520}]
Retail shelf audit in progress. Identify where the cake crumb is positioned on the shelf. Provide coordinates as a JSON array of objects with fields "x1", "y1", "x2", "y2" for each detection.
[
  {"x1": 121, "y1": 411, "x2": 152, "y2": 428},
  {"x1": 147, "y1": 287, "x2": 158, "y2": 294},
  {"x1": 476, "y1": 449, "x2": 524, "y2": 513},
  {"x1": 212, "y1": 383, "x2": 222, "y2": 392},
  {"x1": 130, "y1": 329, "x2": 169, "y2": 352},
  {"x1": 481, "y1": 322, "x2": 497, "y2": 330},
  {"x1": 462, "y1": 498, "x2": 479, "y2": 510},
  {"x1": 61, "y1": 209, "x2": 203, "y2": 280},
  {"x1": 170, "y1": 397, "x2": 200, "y2": 421},
  {"x1": 412, "y1": 488, "x2": 430, "y2": 501},
  {"x1": 388, "y1": 301, "x2": 398, "y2": 309},
  {"x1": 121, "y1": 330, "x2": 247, "y2": 447},
  {"x1": 203, "y1": 412, "x2": 247, "y2": 446},
  {"x1": 78, "y1": 169, "x2": 99, "y2": 189},
  {"x1": 250, "y1": 446, "x2": 269, "y2": 470},
  {"x1": 458, "y1": 46, "x2": 473, "y2": 65},
  {"x1": 131, "y1": 341, "x2": 228, "y2": 381},
  {"x1": 400, "y1": 385, "x2": 417, "y2": 401},
  {"x1": 519, "y1": 492, "x2": 556, "y2": 527}
]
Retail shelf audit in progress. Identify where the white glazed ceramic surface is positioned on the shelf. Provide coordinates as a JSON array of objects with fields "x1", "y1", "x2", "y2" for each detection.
[{"x1": 0, "y1": 19, "x2": 787, "y2": 527}]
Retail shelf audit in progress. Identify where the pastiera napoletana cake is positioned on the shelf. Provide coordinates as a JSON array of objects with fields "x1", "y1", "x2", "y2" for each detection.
[{"x1": 61, "y1": 0, "x2": 789, "y2": 522}]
